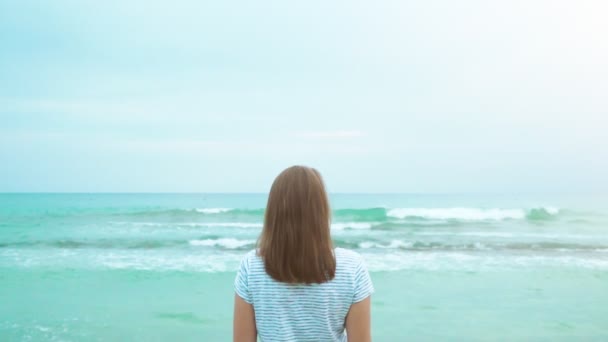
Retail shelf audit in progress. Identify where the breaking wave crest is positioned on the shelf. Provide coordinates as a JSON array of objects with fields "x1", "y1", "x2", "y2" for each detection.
[
  {"x1": 386, "y1": 207, "x2": 560, "y2": 221},
  {"x1": 113, "y1": 206, "x2": 561, "y2": 223}
]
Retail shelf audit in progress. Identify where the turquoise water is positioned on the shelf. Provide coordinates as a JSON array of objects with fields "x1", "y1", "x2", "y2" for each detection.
[{"x1": 1, "y1": 193, "x2": 607, "y2": 340}]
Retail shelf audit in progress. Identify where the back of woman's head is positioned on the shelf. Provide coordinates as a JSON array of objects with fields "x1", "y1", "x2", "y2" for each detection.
[{"x1": 258, "y1": 165, "x2": 336, "y2": 284}]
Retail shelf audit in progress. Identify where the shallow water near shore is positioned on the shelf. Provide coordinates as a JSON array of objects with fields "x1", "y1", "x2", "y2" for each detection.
[{"x1": 1, "y1": 193, "x2": 607, "y2": 340}]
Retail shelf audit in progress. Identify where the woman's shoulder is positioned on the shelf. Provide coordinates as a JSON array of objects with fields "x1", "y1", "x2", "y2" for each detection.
[
  {"x1": 238, "y1": 249, "x2": 265, "y2": 273},
  {"x1": 241, "y1": 249, "x2": 261, "y2": 262},
  {"x1": 334, "y1": 247, "x2": 365, "y2": 267}
]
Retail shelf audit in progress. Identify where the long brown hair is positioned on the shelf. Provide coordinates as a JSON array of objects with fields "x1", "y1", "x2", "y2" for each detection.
[{"x1": 258, "y1": 165, "x2": 336, "y2": 284}]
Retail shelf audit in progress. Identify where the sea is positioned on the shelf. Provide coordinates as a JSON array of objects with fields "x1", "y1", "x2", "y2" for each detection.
[{"x1": 1, "y1": 193, "x2": 607, "y2": 341}]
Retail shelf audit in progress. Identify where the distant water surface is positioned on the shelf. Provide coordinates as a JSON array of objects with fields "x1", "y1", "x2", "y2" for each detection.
[{"x1": 1, "y1": 193, "x2": 607, "y2": 340}]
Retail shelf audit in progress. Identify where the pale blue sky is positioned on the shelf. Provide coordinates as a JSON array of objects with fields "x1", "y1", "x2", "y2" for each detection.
[{"x1": 1, "y1": 0, "x2": 607, "y2": 193}]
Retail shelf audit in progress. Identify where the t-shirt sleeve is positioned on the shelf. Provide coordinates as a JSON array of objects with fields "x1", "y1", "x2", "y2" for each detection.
[
  {"x1": 234, "y1": 254, "x2": 253, "y2": 304},
  {"x1": 353, "y1": 256, "x2": 374, "y2": 303}
]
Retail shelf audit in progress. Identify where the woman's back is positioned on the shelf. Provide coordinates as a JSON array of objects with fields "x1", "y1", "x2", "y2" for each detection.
[
  {"x1": 235, "y1": 248, "x2": 374, "y2": 341},
  {"x1": 232, "y1": 166, "x2": 373, "y2": 341}
]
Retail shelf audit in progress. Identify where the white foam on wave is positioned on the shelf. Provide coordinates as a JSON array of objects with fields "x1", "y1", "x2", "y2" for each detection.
[
  {"x1": 416, "y1": 231, "x2": 599, "y2": 240},
  {"x1": 4, "y1": 248, "x2": 608, "y2": 272},
  {"x1": 109, "y1": 221, "x2": 166, "y2": 226},
  {"x1": 544, "y1": 207, "x2": 560, "y2": 215},
  {"x1": 189, "y1": 238, "x2": 255, "y2": 249},
  {"x1": 181, "y1": 222, "x2": 263, "y2": 228},
  {"x1": 96, "y1": 251, "x2": 244, "y2": 272},
  {"x1": 361, "y1": 251, "x2": 608, "y2": 271},
  {"x1": 111, "y1": 222, "x2": 263, "y2": 228},
  {"x1": 359, "y1": 240, "x2": 412, "y2": 249},
  {"x1": 112, "y1": 221, "x2": 375, "y2": 230},
  {"x1": 331, "y1": 222, "x2": 374, "y2": 230},
  {"x1": 195, "y1": 208, "x2": 233, "y2": 214},
  {"x1": 387, "y1": 208, "x2": 526, "y2": 221}
]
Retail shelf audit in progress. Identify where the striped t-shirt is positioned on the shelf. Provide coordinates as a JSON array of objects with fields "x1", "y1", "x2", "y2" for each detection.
[{"x1": 234, "y1": 248, "x2": 374, "y2": 342}]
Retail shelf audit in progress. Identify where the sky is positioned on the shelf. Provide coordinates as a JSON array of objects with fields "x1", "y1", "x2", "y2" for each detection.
[{"x1": 1, "y1": 0, "x2": 607, "y2": 193}]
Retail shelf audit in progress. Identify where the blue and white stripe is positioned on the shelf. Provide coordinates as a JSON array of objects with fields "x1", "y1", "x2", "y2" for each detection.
[{"x1": 235, "y1": 248, "x2": 374, "y2": 342}]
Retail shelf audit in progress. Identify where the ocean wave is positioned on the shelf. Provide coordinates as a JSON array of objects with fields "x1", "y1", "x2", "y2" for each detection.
[
  {"x1": 331, "y1": 222, "x2": 375, "y2": 230},
  {"x1": 386, "y1": 207, "x2": 559, "y2": 221},
  {"x1": 110, "y1": 222, "x2": 264, "y2": 228},
  {"x1": 0, "y1": 237, "x2": 257, "y2": 250},
  {"x1": 112, "y1": 221, "x2": 374, "y2": 230},
  {"x1": 415, "y1": 231, "x2": 599, "y2": 240},
  {"x1": 358, "y1": 240, "x2": 412, "y2": 249},
  {"x1": 194, "y1": 208, "x2": 233, "y2": 214},
  {"x1": 3, "y1": 249, "x2": 607, "y2": 272},
  {"x1": 4, "y1": 236, "x2": 606, "y2": 253},
  {"x1": 105, "y1": 206, "x2": 562, "y2": 232},
  {"x1": 352, "y1": 239, "x2": 608, "y2": 251},
  {"x1": 180, "y1": 222, "x2": 263, "y2": 228},
  {"x1": 362, "y1": 252, "x2": 608, "y2": 271},
  {"x1": 115, "y1": 208, "x2": 264, "y2": 220},
  {"x1": 83, "y1": 206, "x2": 565, "y2": 224},
  {"x1": 526, "y1": 207, "x2": 560, "y2": 221},
  {"x1": 188, "y1": 238, "x2": 255, "y2": 249},
  {"x1": 9, "y1": 202, "x2": 574, "y2": 228},
  {"x1": 387, "y1": 208, "x2": 524, "y2": 220},
  {"x1": 90, "y1": 253, "x2": 608, "y2": 272},
  {"x1": 94, "y1": 252, "x2": 243, "y2": 272}
]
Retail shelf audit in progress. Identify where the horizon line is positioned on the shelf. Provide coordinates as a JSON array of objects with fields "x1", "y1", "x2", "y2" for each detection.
[{"x1": 1, "y1": 191, "x2": 606, "y2": 196}]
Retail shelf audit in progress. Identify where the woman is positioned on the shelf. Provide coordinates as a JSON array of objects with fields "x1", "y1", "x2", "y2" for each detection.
[{"x1": 233, "y1": 166, "x2": 373, "y2": 342}]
